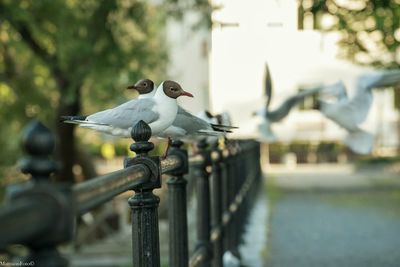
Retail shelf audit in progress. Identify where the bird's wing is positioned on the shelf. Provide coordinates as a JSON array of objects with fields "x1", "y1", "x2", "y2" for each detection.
[
  {"x1": 174, "y1": 107, "x2": 212, "y2": 134},
  {"x1": 357, "y1": 69, "x2": 400, "y2": 90},
  {"x1": 320, "y1": 81, "x2": 348, "y2": 101},
  {"x1": 87, "y1": 99, "x2": 159, "y2": 129},
  {"x1": 347, "y1": 89, "x2": 372, "y2": 124},
  {"x1": 264, "y1": 63, "x2": 273, "y2": 108},
  {"x1": 344, "y1": 129, "x2": 374, "y2": 155},
  {"x1": 320, "y1": 98, "x2": 363, "y2": 132},
  {"x1": 350, "y1": 70, "x2": 400, "y2": 124},
  {"x1": 267, "y1": 86, "x2": 324, "y2": 122},
  {"x1": 267, "y1": 96, "x2": 298, "y2": 122}
]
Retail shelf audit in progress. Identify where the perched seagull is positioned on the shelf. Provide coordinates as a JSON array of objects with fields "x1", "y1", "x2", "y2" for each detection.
[
  {"x1": 160, "y1": 108, "x2": 236, "y2": 142},
  {"x1": 126, "y1": 79, "x2": 156, "y2": 99},
  {"x1": 61, "y1": 80, "x2": 193, "y2": 139},
  {"x1": 195, "y1": 110, "x2": 223, "y2": 146},
  {"x1": 127, "y1": 81, "x2": 237, "y2": 143}
]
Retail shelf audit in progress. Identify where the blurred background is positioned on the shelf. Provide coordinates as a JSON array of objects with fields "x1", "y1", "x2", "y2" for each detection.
[{"x1": 1, "y1": 0, "x2": 400, "y2": 266}]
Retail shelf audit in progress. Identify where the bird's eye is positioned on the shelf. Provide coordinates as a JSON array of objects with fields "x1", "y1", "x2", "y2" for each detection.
[
  {"x1": 170, "y1": 87, "x2": 178, "y2": 92},
  {"x1": 143, "y1": 82, "x2": 147, "y2": 86}
]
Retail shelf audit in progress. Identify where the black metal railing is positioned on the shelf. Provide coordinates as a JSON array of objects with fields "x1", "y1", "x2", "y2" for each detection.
[{"x1": 0, "y1": 119, "x2": 261, "y2": 267}]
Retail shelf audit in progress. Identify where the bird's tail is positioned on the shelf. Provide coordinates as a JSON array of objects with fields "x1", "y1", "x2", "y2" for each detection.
[
  {"x1": 60, "y1": 115, "x2": 88, "y2": 124},
  {"x1": 197, "y1": 124, "x2": 238, "y2": 136},
  {"x1": 211, "y1": 123, "x2": 238, "y2": 133},
  {"x1": 60, "y1": 116, "x2": 108, "y2": 128},
  {"x1": 197, "y1": 130, "x2": 223, "y2": 136},
  {"x1": 344, "y1": 130, "x2": 374, "y2": 155}
]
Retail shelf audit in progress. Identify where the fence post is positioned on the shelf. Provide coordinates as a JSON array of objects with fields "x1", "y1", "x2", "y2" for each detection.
[
  {"x1": 225, "y1": 146, "x2": 235, "y2": 253},
  {"x1": 16, "y1": 120, "x2": 73, "y2": 267},
  {"x1": 221, "y1": 147, "x2": 230, "y2": 252},
  {"x1": 210, "y1": 143, "x2": 223, "y2": 267},
  {"x1": 125, "y1": 120, "x2": 161, "y2": 267},
  {"x1": 166, "y1": 140, "x2": 189, "y2": 267},
  {"x1": 194, "y1": 139, "x2": 212, "y2": 266},
  {"x1": 229, "y1": 146, "x2": 241, "y2": 259}
]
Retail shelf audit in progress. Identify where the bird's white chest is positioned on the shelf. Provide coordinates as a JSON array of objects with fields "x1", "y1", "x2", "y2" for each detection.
[{"x1": 149, "y1": 100, "x2": 178, "y2": 135}]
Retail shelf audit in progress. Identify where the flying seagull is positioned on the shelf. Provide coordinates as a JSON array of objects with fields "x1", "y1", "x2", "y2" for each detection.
[
  {"x1": 328, "y1": 69, "x2": 400, "y2": 126},
  {"x1": 316, "y1": 70, "x2": 400, "y2": 154},
  {"x1": 61, "y1": 80, "x2": 193, "y2": 138},
  {"x1": 254, "y1": 86, "x2": 323, "y2": 141},
  {"x1": 307, "y1": 81, "x2": 374, "y2": 154}
]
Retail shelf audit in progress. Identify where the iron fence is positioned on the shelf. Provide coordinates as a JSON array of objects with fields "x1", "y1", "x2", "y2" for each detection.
[{"x1": 0, "y1": 119, "x2": 261, "y2": 267}]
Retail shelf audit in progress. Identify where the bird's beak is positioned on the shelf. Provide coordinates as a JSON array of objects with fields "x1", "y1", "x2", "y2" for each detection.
[
  {"x1": 181, "y1": 90, "x2": 194, "y2": 97},
  {"x1": 126, "y1": 85, "x2": 137, "y2": 90}
]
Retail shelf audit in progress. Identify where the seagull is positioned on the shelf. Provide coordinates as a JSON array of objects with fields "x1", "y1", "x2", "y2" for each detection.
[
  {"x1": 315, "y1": 70, "x2": 400, "y2": 154},
  {"x1": 254, "y1": 86, "x2": 323, "y2": 141},
  {"x1": 159, "y1": 108, "x2": 236, "y2": 142},
  {"x1": 215, "y1": 111, "x2": 233, "y2": 128},
  {"x1": 126, "y1": 79, "x2": 156, "y2": 99},
  {"x1": 336, "y1": 69, "x2": 400, "y2": 125},
  {"x1": 313, "y1": 81, "x2": 374, "y2": 154},
  {"x1": 61, "y1": 80, "x2": 193, "y2": 139},
  {"x1": 126, "y1": 80, "x2": 237, "y2": 143}
]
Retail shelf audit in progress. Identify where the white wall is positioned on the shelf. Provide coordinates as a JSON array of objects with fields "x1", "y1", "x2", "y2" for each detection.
[{"x1": 166, "y1": 13, "x2": 210, "y2": 114}]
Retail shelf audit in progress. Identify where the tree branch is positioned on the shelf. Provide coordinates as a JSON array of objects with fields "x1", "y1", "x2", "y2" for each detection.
[
  {"x1": 0, "y1": 3, "x2": 70, "y2": 88},
  {"x1": 16, "y1": 22, "x2": 55, "y2": 64}
]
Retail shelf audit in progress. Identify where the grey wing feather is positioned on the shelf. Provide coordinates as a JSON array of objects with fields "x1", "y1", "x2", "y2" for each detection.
[
  {"x1": 87, "y1": 99, "x2": 159, "y2": 129},
  {"x1": 174, "y1": 107, "x2": 211, "y2": 133}
]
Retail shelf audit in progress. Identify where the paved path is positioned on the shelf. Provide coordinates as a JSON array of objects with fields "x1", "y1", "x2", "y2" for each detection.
[{"x1": 265, "y1": 164, "x2": 400, "y2": 267}]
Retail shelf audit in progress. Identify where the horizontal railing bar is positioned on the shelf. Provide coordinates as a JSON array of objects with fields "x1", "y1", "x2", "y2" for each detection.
[
  {"x1": 0, "y1": 199, "x2": 57, "y2": 249},
  {"x1": 189, "y1": 245, "x2": 209, "y2": 267},
  {"x1": 73, "y1": 164, "x2": 149, "y2": 215},
  {"x1": 160, "y1": 155, "x2": 182, "y2": 173},
  {"x1": 73, "y1": 152, "x2": 203, "y2": 215}
]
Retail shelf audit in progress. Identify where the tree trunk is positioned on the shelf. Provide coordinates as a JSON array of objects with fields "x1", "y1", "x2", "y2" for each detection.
[
  {"x1": 75, "y1": 146, "x2": 98, "y2": 180},
  {"x1": 54, "y1": 76, "x2": 81, "y2": 183},
  {"x1": 55, "y1": 99, "x2": 79, "y2": 183}
]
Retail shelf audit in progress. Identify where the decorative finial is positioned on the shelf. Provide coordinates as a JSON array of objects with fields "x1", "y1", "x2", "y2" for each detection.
[
  {"x1": 22, "y1": 120, "x2": 55, "y2": 156},
  {"x1": 19, "y1": 120, "x2": 57, "y2": 179},
  {"x1": 196, "y1": 139, "x2": 208, "y2": 150},
  {"x1": 171, "y1": 140, "x2": 184, "y2": 148},
  {"x1": 129, "y1": 120, "x2": 154, "y2": 156}
]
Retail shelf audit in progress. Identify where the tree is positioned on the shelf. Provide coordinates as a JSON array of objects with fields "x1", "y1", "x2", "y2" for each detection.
[
  {"x1": 309, "y1": 0, "x2": 400, "y2": 68},
  {"x1": 0, "y1": 0, "x2": 168, "y2": 182}
]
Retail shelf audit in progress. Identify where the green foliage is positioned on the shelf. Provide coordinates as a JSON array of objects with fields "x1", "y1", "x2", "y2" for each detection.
[
  {"x1": 0, "y1": 0, "x2": 169, "y2": 176},
  {"x1": 310, "y1": 0, "x2": 400, "y2": 68},
  {"x1": 163, "y1": 0, "x2": 213, "y2": 28},
  {"x1": 356, "y1": 155, "x2": 400, "y2": 166}
]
